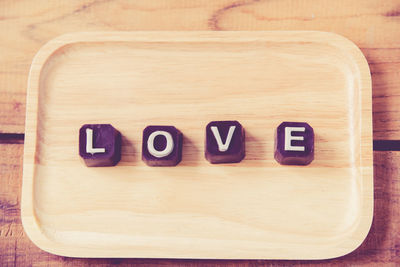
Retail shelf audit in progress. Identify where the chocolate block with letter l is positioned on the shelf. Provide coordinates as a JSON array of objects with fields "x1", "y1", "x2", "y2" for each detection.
[
  {"x1": 142, "y1": 125, "x2": 183, "y2": 167},
  {"x1": 205, "y1": 120, "x2": 245, "y2": 164},
  {"x1": 79, "y1": 124, "x2": 122, "y2": 167},
  {"x1": 274, "y1": 121, "x2": 314, "y2": 165}
]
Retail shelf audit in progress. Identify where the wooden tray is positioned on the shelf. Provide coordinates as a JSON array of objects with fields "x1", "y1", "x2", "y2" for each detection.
[{"x1": 21, "y1": 31, "x2": 373, "y2": 259}]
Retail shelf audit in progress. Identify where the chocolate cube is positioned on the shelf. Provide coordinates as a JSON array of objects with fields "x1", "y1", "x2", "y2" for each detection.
[
  {"x1": 79, "y1": 124, "x2": 121, "y2": 167},
  {"x1": 274, "y1": 122, "x2": 314, "y2": 165},
  {"x1": 205, "y1": 121, "x2": 245, "y2": 164},
  {"x1": 142, "y1": 126, "x2": 183, "y2": 166}
]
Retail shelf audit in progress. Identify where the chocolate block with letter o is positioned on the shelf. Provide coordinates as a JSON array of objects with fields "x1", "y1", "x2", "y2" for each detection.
[
  {"x1": 205, "y1": 120, "x2": 245, "y2": 164},
  {"x1": 274, "y1": 122, "x2": 314, "y2": 165},
  {"x1": 79, "y1": 124, "x2": 122, "y2": 167},
  {"x1": 142, "y1": 126, "x2": 183, "y2": 166}
]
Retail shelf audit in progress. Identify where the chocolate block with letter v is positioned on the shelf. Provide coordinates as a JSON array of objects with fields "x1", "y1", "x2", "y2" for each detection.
[
  {"x1": 142, "y1": 126, "x2": 183, "y2": 167},
  {"x1": 205, "y1": 120, "x2": 245, "y2": 164},
  {"x1": 79, "y1": 124, "x2": 121, "y2": 167},
  {"x1": 274, "y1": 122, "x2": 314, "y2": 165}
]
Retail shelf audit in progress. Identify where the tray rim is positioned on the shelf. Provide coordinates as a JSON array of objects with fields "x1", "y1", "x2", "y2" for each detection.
[{"x1": 21, "y1": 31, "x2": 373, "y2": 259}]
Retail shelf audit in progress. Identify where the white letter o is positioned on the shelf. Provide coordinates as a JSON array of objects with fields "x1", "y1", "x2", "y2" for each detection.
[{"x1": 147, "y1": 131, "x2": 174, "y2": 158}]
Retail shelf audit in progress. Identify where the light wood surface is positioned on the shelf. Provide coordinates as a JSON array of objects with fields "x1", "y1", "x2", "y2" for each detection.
[
  {"x1": 21, "y1": 31, "x2": 372, "y2": 259},
  {"x1": 0, "y1": 0, "x2": 399, "y2": 139}
]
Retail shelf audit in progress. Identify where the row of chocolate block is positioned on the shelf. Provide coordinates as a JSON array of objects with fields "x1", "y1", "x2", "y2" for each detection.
[{"x1": 79, "y1": 121, "x2": 314, "y2": 167}]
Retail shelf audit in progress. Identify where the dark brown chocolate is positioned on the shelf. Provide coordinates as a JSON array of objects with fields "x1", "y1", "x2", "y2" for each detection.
[
  {"x1": 142, "y1": 126, "x2": 183, "y2": 166},
  {"x1": 274, "y1": 122, "x2": 314, "y2": 165},
  {"x1": 205, "y1": 120, "x2": 245, "y2": 164},
  {"x1": 79, "y1": 124, "x2": 121, "y2": 167}
]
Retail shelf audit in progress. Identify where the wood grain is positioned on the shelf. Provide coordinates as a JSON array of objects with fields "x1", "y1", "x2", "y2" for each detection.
[
  {"x1": 0, "y1": 0, "x2": 398, "y2": 265},
  {"x1": 0, "y1": 0, "x2": 399, "y2": 139},
  {"x1": 2, "y1": 145, "x2": 398, "y2": 265},
  {"x1": 20, "y1": 31, "x2": 372, "y2": 259}
]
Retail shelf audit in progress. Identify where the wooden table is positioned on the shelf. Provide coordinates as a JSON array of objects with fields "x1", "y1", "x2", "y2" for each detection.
[{"x1": 0, "y1": 1, "x2": 399, "y2": 265}]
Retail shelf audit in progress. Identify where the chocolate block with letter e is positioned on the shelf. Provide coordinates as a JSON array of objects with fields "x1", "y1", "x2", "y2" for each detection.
[
  {"x1": 79, "y1": 124, "x2": 122, "y2": 167},
  {"x1": 142, "y1": 126, "x2": 183, "y2": 166},
  {"x1": 205, "y1": 120, "x2": 245, "y2": 164},
  {"x1": 274, "y1": 122, "x2": 314, "y2": 165}
]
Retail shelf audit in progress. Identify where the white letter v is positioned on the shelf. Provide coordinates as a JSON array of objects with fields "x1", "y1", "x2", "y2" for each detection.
[
  {"x1": 210, "y1": 126, "x2": 236, "y2": 152},
  {"x1": 86, "y1": 128, "x2": 106, "y2": 155}
]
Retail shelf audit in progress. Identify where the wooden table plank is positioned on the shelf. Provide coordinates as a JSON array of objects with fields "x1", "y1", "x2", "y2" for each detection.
[
  {"x1": 1, "y1": 0, "x2": 399, "y2": 265},
  {"x1": 0, "y1": 0, "x2": 399, "y2": 139},
  {"x1": 0, "y1": 144, "x2": 399, "y2": 265}
]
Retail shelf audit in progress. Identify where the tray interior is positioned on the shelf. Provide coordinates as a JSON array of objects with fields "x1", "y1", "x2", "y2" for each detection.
[{"x1": 22, "y1": 32, "x2": 373, "y2": 259}]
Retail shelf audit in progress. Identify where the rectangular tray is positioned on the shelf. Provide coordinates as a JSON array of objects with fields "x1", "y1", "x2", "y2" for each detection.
[{"x1": 21, "y1": 31, "x2": 373, "y2": 259}]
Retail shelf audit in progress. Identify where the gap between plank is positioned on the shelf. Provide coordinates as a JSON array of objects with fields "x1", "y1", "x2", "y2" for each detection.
[
  {"x1": 0, "y1": 134, "x2": 399, "y2": 151},
  {"x1": 373, "y1": 140, "x2": 400, "y2": 151},
  {"x1": 0, "y1": 133, "x2": 24, "y2": 144}
]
